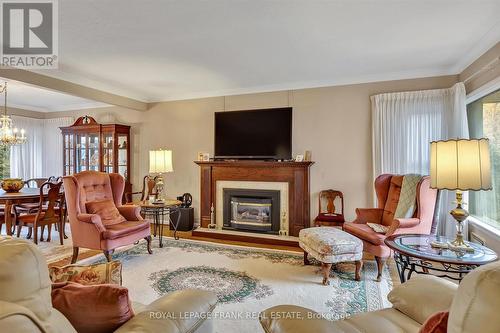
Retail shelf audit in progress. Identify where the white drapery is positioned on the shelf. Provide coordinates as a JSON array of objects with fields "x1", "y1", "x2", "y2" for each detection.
[
  {"x1": 10, "y1": 116, "x2": 73, "y2": 179},
  {"x1": 371, "y1": 82, "x2": 469, "y2": 237}
]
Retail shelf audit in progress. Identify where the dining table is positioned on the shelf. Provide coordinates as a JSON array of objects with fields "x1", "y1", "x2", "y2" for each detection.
[{"x1": 0, "y1": 188, "x2": 66, "y2": 237}]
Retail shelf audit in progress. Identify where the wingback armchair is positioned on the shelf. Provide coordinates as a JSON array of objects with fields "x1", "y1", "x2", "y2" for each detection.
[
  {"x1": 63, "y1": 171, "x2": 152, "y2": 263},
  {"x1": 343, "y1": 174, "x2": 438, "y2": 281}
]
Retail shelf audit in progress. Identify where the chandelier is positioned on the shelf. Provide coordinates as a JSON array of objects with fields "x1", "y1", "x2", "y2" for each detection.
[{"x1": 0, "y1": 82, "x2": 26, "y2": 146}]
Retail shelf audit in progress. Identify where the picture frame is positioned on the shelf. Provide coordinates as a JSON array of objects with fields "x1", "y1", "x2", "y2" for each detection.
[
  {"x1": 304, "y1": 150, "x2": 312, "y2": 161},
  {"x1": 197, "y1": 152, "x2": 204, "y2": 161},
  {"x1": 295, "y1": 154, "x2": 304, "y2": 162}
]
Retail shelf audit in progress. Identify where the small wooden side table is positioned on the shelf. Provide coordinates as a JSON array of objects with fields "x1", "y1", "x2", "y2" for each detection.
[
  {"x1": 385, "y1": 234, "x2": 497, "y2": 283},
  {"x1": 135, "y1": 199, "x2": 182, "y2": 247}
]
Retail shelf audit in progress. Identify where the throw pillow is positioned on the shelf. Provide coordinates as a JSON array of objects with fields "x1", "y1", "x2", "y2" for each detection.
[
  {"x1": 86, "y1": 199, "x2": 126, "y2": 225},
  {"x1": 52, "y1": 282, "x2": 134, "y2": 333},
  {"x1": 419, "y1": 311, "x2": 449, "y2": 333},
  {"x1": 49, "y1": 261, "x2": 122, "y2": 286}
]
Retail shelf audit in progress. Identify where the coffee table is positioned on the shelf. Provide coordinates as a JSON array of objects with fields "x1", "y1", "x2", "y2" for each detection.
[{"x1": 385, "y1": 234, "x2": 497, "y2": 283}]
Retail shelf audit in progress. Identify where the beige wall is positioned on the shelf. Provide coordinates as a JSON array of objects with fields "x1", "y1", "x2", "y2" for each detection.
[{"x1": 46, "y1": 75, "x2": 458, "y2": 223}]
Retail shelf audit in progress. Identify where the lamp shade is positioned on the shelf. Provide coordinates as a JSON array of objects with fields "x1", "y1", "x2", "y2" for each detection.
[
  {"x1": 430, "y1": 138, "x2": 491, "y2": 191},
  {"x1": 149, "y1": 150, "x2": 173, "y2": 173}
]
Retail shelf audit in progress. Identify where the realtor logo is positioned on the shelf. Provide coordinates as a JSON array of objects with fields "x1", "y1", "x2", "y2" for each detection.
[{"x1": 0, "y1": 0, "x2": 58, "y2": 68}]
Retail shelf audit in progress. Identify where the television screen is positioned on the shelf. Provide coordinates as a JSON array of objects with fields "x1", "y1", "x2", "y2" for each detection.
[{"x1": 214, "y1": 107, "x2": 292, "y2": 159}]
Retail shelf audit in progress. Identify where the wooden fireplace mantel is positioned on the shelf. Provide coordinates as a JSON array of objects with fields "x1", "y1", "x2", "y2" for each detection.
[{"x1": 194, "y1": 160, "x2": 314, "y2": 237}]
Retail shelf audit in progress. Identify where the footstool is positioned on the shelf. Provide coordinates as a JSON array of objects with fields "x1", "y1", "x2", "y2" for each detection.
[{"x1": 299, "y1": 227, "x2": 363, "y2": 285}]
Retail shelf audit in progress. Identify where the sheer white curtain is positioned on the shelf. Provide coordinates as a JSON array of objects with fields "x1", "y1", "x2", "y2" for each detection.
[
  {"x1": 10, "y1": 116, "x2": 73, "y2": 179},
  {"x1": 371, "y1": 83, "x2": 469, "y2": 237}
]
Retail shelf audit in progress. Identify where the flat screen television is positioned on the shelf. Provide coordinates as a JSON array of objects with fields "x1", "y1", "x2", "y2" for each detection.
[{"x1": 214, "y1": 107, "x2": 292, "y2": 160}]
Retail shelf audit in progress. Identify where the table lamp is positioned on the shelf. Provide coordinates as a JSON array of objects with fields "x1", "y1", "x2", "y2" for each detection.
[
  {"x1": 430, "y1": 138, "x2": 491, "y2": 250},
  {"x1": 149, "y1": 149, "x2": 173, "y2": 203}
]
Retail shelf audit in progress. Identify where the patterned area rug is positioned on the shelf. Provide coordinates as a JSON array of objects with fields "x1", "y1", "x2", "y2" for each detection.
[{"x1": 84, "y1": 238, "x2": 393, "y2": 333}]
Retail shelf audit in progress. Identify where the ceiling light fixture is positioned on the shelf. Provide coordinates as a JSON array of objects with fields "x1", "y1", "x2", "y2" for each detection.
[{"x1": 0, "y1": 82, "x2": 27, "y2": 146}]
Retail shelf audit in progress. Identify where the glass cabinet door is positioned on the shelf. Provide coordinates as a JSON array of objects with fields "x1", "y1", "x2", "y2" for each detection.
[
  {"x1": 103, "y1": 133, "x2": 114, "y2": 173},
  {"x1": 63, "y1": 134, "x2": 74, "y2": 175},
  {"x1": 117, "y1": 134, "x2": 128, "y2": 181},
  {"x1": 75, "y1": 134, "x2": 87, "y2": 172},
  {"x1": 88, "y1": 133, "x2": 99, "y2": 171}
]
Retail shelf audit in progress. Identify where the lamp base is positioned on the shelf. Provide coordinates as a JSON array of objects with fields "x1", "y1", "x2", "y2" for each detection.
[{"x1": 448, "y1": 190, "x2": 474, "y2": 253}]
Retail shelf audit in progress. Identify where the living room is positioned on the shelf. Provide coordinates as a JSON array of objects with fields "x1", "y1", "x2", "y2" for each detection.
[{"x1": 0, "y1": 1, "x2": 499, "y2": 333}]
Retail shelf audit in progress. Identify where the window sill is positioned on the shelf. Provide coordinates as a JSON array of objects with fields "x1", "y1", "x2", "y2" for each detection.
[{"x1": 468, "y1": 216, "x2": 500, "y2": 238}]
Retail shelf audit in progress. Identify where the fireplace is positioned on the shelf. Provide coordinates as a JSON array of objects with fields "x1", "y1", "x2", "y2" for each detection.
[{"x1": 223, "y1": 188, "x2": 280, "y2": 234}]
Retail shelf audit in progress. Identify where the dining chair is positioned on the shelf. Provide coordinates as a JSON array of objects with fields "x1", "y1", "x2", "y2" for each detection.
[
  {"x1": 16, "y1": 180, "x2": 64, "y2": 245},
  {"x1": 125, "y1": 175, "x2": 158, "y2": 203}
]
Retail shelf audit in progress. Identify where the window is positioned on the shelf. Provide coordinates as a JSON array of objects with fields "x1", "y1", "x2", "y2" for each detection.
[
  {"x1": 0, "y1": 146, "x2": 9, "y2": 179},
  {"x1": 467, "y1": 89, "x2": 500, "y2": 230}
]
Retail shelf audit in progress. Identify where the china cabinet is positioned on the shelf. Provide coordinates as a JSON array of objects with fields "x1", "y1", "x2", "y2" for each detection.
[{"x1": 60, "y1": 116, "x2": 131, "y2": 193}]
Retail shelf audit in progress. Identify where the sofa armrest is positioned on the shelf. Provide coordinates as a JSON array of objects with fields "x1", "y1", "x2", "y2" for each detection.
[
  {"x1": 353, "y1": 208, "x2": 384, "y2": 224},
  {"x1": 118, "y1": 290, "x2": 217, "y2": 333},
  {"x1": 388, "y1": 275, "x2": 457, "y2": 325},
  {"x1": 117, "y1": 205, "x2": 143, "y2": 221},
  {"x1": 386, "y1": 218, "x2": 420, "y2": 235},
  {"x1": 76, "y1": 213, "x2": 105, "y2": 233},
  {"x1": 260, "y1": 305, "x2": 334, "y2": 333}
]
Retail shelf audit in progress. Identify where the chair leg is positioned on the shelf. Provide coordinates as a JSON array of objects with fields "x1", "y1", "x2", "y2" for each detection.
[
  {"x1": 46, "y1": 224, "x2": 52, "y2": 242},
  {"x1": 71, "y1": 247, "x2": 79, "y2": 264},
  {"x1": 322, "y1": 263, "x2": 333, "y2": 285},
  {"x1": 58, "y1": 218, "x2": 64, "y2": 246},
  {"x1": 145, "y1": 236, "x2": 153, "y2": 254},
  {"x1": 39, "y1": 225, "x2": 45, "y2": 242},
  {"x1": 33, "y1": 225, "x2": 38, "y2": 245},
  {"x1": 16, "y1": 223, "x2": 22, "y2": 237},
  {"x1": 355, "y1": 260, "x2": 363, "y2": 281},
  {"x1": 303, "y1": 251, "x2": 310, "y2": 265},
  {"x1": 103, "y1": 250, "x2": 113, "y2": 262},
  {"x1": 375, "y1": 256, "x2": 385, "y2": 282},
  {"x1": 26, "y1": 227, "x2": 32, "y2": 239}
]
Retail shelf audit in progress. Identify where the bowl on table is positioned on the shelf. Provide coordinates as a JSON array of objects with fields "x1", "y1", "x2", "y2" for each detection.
[{"x1": 1, "y1": 178, "x2": 24, "y2": 192}]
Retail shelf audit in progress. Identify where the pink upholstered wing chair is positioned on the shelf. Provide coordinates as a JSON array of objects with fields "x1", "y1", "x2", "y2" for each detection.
[
  {"x1": 63, "y1": 171, "x2": 152, "y2": 263},
  {"x1": 343, "y1": 174, "x2": 438, "y2": 281}
]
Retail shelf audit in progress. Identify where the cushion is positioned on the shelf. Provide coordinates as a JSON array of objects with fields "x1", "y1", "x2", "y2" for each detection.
[
  {"x1": 388, "y1": 275, "x2": 457, "y2": 325},
  {"x1": 102, "y1": 220, "x2": 150, "y2": 240},
  {"x1": 52, "y1": 282, "x2": 134, "y2": 333},
  {"x1": 86, "y1": 199, "x2": 126, "y2": 225},
  {"x1": 419, "y1": 311, "x2": 448, "y2": 333},
  {"x1": 49, "y1": 261, "x2": 122, "y2": 286},
  {"x1": 381, "y1": 175, "x2": 403, "y2": 226}
]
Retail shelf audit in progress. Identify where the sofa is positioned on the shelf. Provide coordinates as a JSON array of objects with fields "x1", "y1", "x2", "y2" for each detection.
[
  {"x1": 0, "y1": 237, "x2": 217, "y2": 333},
  {"x1": 259, "y1": 260, "x2": 500, "y2": 333}
]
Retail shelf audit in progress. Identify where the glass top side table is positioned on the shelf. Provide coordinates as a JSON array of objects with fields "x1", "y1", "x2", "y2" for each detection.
[
  {"x1": 385, "y1": 234, "x2": 497, "y2": 283},
  {"x1": 135, "y1": 199, "x2": 182, "y2": 247}
]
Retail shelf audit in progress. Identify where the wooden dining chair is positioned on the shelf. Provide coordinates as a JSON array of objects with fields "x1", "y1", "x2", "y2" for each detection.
[
  {"x1": 125, "y1": 175, "x2": 158, "y2": 203},
  {"x1": 24, "y1": 177, "x2": 55, "y2": 189},
  {"x1": 16, "y1": 180, "x2": 64, "y2": 245}
]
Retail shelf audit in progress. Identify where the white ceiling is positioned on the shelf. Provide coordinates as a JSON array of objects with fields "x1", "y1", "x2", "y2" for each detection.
[
  {"x1": 0, "y1": 79, "x2": 109, "y2": 112},
  {"x1": 31, "y1": 0, "x2": 500, "y2": 103}
]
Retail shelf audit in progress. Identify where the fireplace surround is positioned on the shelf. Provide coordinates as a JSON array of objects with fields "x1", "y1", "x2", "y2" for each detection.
[{"x1": 194, "y1": 160, "x2": 314, "y2": 241}]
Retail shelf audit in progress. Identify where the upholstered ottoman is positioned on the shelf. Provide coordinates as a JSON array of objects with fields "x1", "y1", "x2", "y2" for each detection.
[{"x1": 299, "y1": 227, "x2": 363, "y2": 285}]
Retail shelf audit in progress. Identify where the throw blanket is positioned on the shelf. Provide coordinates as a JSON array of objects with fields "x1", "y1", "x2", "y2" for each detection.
[{"x1": 394, "y1": 174, "x2": 422, "y2": 219}]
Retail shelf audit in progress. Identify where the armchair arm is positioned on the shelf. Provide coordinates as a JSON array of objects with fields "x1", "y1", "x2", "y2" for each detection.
[
  {"x1": 116, "y1": 290, "x2": 217, "y2": 333},
  {"x1": 76, "y1": 213, "x2": 106, "y2": 233},
  {"x1": 260, "y1": 305, "x2": 334, "y2": 333},
  {"x1": 117, "y1": 205, "x2": 143, "y2": 221},
  {"x1": 386, "y1": 217, "x2": 420, "y2": 236},
  {"x1": 388, "y1": 275, "x2": 457, "y2": 325},
  {"x1": 353, "y1": 208, "x2": 384, "y2": 224}
]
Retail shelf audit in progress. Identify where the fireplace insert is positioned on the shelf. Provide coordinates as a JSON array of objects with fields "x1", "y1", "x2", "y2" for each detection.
[{"x1": 222, "y1": 188, "x2": 280, "y2": 234}]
